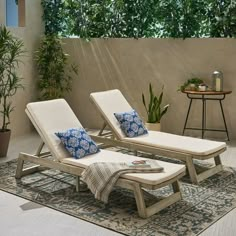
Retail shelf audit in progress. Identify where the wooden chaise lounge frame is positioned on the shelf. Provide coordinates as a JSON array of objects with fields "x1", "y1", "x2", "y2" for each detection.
[
  {"x1": 89, "y1": 89, "x2": 227, "y2": 185},
  {"x1": 15, "y1": 99, "x2": 186, "y2": 218}
]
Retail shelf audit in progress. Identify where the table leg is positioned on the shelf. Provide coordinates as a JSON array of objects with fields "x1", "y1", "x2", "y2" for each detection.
[
  {"x1": 204, "y1": 98, "x2": 207, "y2": 133},
  {"x1": 219, "y1": 100, "x2": 230, "y2": 141},
  {"x1": 201, "y1": 96, "x2": 206, "y2": 139},
  {"x1": 182, "y1": 98, "x2": 193, "y2": 135}
]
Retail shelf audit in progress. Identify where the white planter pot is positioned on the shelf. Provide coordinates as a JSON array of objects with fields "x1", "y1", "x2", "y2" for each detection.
[
  {"x1": 198, "y1": 85, "x2": 207, "y2": 91},
  {"x1": 145, "y1": 122, "x2": 161, "y2": 131},
  {"x1": 189, "y1": 83, "x2": 196, "y2": 91}
]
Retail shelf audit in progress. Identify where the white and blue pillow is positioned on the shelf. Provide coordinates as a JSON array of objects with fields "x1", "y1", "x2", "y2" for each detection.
[
  {"x1": 55, "y1": 128, "x2": 100, "y2": 159},
  {"x1": 114, "y1": 109, "x2": 148, "y2": 138}
]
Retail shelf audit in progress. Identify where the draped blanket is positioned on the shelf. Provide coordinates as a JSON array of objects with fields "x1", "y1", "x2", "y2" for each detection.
[{"x1": 81, "y1": 160, "x2": 163, "y2": 203}]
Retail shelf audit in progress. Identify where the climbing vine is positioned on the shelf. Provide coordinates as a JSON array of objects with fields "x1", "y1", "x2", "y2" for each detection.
[{"x1": 41, "y1": 0, "x2": 236, "y2": 38}]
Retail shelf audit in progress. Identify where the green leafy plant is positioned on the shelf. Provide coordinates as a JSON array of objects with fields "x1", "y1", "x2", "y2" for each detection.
[
  {"x1": 0, "y1": 26, "x2": 24, "y2": 131},
  {"x1": 178, "y1": 78, "x2": 204, "y2": 92},
  {"x1": 142, "y1": 83, "x2": 169, "y2": 123},
  {"x1": 41, "y1": 0, "x2": 66, "y2": 36},
  {"x1": 41, "y1": 0, "x2": 236, "y2": 38},
  {"x1": 35, "y1": 34, "x2": 78, "y2": 100}
]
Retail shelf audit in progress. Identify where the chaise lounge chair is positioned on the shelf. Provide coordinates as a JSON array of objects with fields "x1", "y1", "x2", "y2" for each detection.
[
  {"x1": 15, "y1": 99, "x2": 185, "y2": 218},
  {"x1": 89, "y1": 89, "x2": 227, "y2": 184}
]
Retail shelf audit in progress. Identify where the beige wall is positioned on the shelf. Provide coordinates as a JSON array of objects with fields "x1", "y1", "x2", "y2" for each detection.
[
  {"x1": 0, "y1": 0, "x2": 5, "y2": 25},
  {"x1": 1, "y1": 0, "x2": 235, "y2": 141},
  {"x1": 63, "y1": 38, "x2": 236, "y2": 140},
  {"x1": 0, "y1": 0, "x2": 43, "y2": 137}
]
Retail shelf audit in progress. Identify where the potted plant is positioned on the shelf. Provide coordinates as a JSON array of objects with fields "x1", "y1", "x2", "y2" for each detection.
[
  {"x1": 198, "y1": 83, "x2": 208, "y2": 91},
  {"x1": 142, "y1": 83, "x2": 169, "y2": 131},
  {"x1": 35, "y1": 34, "x2": 78, "y2": 100},
  {"x1": 178, "y1": 78, "x2": 204, "y2": 92},
  {"x1": 0, "y1": 26, "x2": 24, "y2": 157}
]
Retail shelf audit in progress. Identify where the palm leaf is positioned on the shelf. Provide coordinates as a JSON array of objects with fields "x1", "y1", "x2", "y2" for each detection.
[{"x1": 142, "y1": 93, "x2": 148, "y2": 114}]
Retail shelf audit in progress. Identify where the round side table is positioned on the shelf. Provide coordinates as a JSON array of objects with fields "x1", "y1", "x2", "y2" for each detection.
[{"x1": 182, "y1": 90, "x2": 232, "y2": 140}]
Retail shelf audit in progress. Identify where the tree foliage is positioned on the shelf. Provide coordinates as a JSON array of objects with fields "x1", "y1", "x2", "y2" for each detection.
[
  {"x1": 42, "y1": 0, "x2": 67, "y2": 35},
  {"x1": 41, "y1": 0, "x2": 236, "y2": 38},
  {"x1": 35, "y1": 35, "x2": 78, "y2": 100}
]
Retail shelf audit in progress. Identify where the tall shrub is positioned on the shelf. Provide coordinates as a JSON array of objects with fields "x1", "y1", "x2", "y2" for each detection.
[
  {"x1": 0, "y1": 26, "x2": 24, "y2": 131},
  {"x1": 35, "y1": 35, "x2": 78, "y2": 100}
]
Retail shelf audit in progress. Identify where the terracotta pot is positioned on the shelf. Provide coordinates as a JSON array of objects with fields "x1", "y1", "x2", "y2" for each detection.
[
  {"x1": 145, "y1": 122, "x2": 161, "y2": 131},
  {"x1": 0, "y1": 129, "x2": 11, "y2": 157}
]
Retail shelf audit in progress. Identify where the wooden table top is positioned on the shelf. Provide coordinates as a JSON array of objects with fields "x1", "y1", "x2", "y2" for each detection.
[{"x1": 182, "y1": 90, "x2": 232, "y2": 95}]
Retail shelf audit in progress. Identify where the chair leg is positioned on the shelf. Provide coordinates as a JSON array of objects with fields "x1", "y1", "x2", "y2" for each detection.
[
  {"x1": 15, "y1": 142, "x2": 47, "y2": 179},
  {"x1": 186, "y1": 156, "x2": 223, "y2": 185},
  {"x1": 132, "y1": 183, "x2": 147, "y2": 218},
  {"x1": 185, "y1": 158, "x2": 199, "y2": 185},
  {"x1": 172, "y1": 180, "x2": 180, "y2": 193},
  {"x1": 214, "y1": 155, "x2": 222, "y2": 166},
  {"x1": 75, "y1": 176, "x2": 80, "y2": 192},
  {"x1": 15, "y1": 154, "x2": 24, "y2": 179},
  {"x1": 132, "y1": 182, "x2": 182, "y2": 218},
  {"x1": 35, "y1": 141, "x2": 44, "y2": 156},
  {"x1": 98, "y1": 122, "x2": 107, "y2": 136}
]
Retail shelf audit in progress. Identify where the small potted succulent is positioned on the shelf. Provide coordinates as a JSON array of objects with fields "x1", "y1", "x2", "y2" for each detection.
[
  {"x1": 198, "y1": 83, "x2": 208, "y2": 91},
  {"x1": 142, "y1": 83, "x2": 169, "y2": 131},
  {"x1": 178, "y1": 78, "x2": 204, "y2": 92}
]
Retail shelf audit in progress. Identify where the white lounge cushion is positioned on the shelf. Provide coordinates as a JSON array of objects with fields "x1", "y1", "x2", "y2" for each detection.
[
  {"x1": 26, "y1": 99, "x2": 82, "y2": 160},
  {"x1": 90, "y1": 89, "x2": 132, "y2": 139},
  {"x1": 90, "y1": 89, "x2": 226, "y2": 156},
  {"x1": 124, "y1": 131, "x2": 226, "y2": 156},
  {"x1": 62, "y1": 150, "x2": 185, "y2": 185},
  {"x1": 26, "y1": 98, "x2": 185, "y2": 187}
]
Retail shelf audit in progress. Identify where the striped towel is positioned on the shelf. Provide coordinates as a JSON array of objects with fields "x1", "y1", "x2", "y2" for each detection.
[{"x1": 81, "y1": 160, "x2": 163, "y2": 203}]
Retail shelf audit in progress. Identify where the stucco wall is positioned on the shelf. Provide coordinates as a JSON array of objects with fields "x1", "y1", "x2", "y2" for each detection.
[
  {"x1": 0, "y1": 0, "x2": 43, "y2": 137},
  {"x1": 1, "y1": 1, "x2": 235, "y2": 141},
  {"x1": 63, "y1": 38, "x2": 235, "y2": 140},
  {"x1": 0, "y1": 0, "x2": 5, "y2": 24}
]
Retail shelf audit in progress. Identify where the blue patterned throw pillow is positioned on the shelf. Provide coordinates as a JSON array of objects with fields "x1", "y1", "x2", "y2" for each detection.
[
  {"x1": 114, "y1": 110, "x2": 148, "y2": 137},
  {"x1": 55, "y1": 128, "x2": 100, "y2": 159}
]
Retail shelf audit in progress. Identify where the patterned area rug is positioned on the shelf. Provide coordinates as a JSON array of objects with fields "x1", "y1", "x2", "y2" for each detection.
[{"x1": 0, "y1": 155, "x2": 236, "y2": 236}]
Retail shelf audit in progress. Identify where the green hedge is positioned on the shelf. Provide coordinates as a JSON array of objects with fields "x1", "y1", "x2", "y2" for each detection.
[{"x1": 42, "y1": 0, "x2": 236, "y2": 38}]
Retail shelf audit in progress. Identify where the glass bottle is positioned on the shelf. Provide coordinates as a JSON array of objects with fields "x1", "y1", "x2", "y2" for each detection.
[{"x1": 212, "y1": 71, "x2": 223, "y2": 92}]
